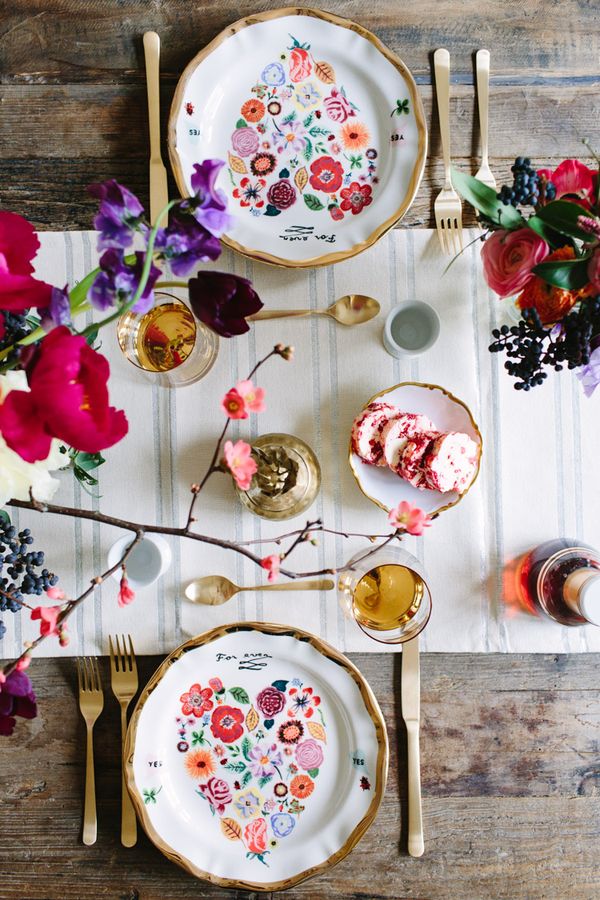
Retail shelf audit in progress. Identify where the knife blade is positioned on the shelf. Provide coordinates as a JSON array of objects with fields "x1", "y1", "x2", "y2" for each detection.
[
  {"x1": 143, "y1": 31, "x2": 169, "y2": 226},
  {"x1": 401, "y1": 635, "x2": 424, "y2": 857}
]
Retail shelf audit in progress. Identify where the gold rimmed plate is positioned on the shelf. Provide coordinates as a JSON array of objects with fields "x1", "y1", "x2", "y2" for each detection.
[
  {"x1": 349, "y1": 382, "x2": 483, "y2": 516},
  {"x1": 124, "y1": 622, "x2": 388, "y2": 891},
  {"x1": 168, "y1": 7, "x2": 427, "y2": 268}
]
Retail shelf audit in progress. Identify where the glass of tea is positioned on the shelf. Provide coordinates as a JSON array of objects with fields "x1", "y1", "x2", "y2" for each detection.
[
  {"x1": 117, "y1": 292, "x2": 219, "y2": 387},
  {"x1": 338, "y1": 545, "x2": 432, "y2": 644}
]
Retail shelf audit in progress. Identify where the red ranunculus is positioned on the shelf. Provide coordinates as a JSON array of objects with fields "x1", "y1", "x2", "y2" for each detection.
[
  {"x1": 309, "y1": 156, "x2": 344, "y2": 194},
  {"x1": 289, "y1": 47, "x2": 312, "y2": 83},
  {"x1": 0, "y1": 212, "x2": 53, "y2": 311},
  {"x1": 210, "y1": 704, "x2": 245, "y2": 742},
  {"x1": 0, "y1": 326, "x2": 128, "y2": 463},
  {"x1": 244, "y1": 815, "x2": 268, "y2": 853}
]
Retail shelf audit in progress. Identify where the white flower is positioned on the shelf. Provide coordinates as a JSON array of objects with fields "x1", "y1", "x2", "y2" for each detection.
[{"x1": 0, "y1": 370, "x2": 64, "y2": 506}]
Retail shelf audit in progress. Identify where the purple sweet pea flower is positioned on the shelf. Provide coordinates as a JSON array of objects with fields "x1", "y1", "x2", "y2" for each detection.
[
  {"x1": 90, "y1": 249, "x2": 161, "y2": 314},
  {"x1": 187, "y1": 160, "x2": 233, "y2": 237},
  {"x1": 88, "y1": 180, "x2": 147, "y2": 250},
  {"x1": 0, "y1": 669, "x2": 37, "y2": 736},
  {"x1": 576, "y1": 344, "x2": 600, "y2": 397},
  {"x1": 188, "y1": 271, "x2": 263, "y2": 337},
  {"x1": 39, "y1": 284, "x2": 72, "y2": 332},
  {"x1": 158, "y1": 211, "x2": 222, "y2": 277}
]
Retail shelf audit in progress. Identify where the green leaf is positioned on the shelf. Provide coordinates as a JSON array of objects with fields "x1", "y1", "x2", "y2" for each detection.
[
  {"x1": 307, "y1": 767, "x2": 319, "y2": 778},
  {"x1": 235, "y1": 118, "x2": 247, "y2": 128},
  {"x1": 0, "y1": 510, "x2": 10, "y2": 525},
  {"x1": 303, "y1": 193, "x2": 324, "y2": 212},
  {"x1": 225, "y1": 760, "x2": 247, "y2": 773},
  {"x1": 302, "y1": 138, "x2": 313, "y2": 162},
  {"x1": 192, "y1": 729, "x2": 206, "y2": 746},
  {"x1": 258, "y1": 774, "x2": 273, "y2": 789},
  {"x1": 85, "y1": 327, "x2": 99, "y2": 347},
  {"x1": 526, "y1": 215, "x2": 565, "y2": 250},
  {"x1": 73, "y1": 451, "x2": 105, "y2": 473},
  {"x1": 228, "y1": 686, "x2": 250, "y2": 705},
  {"x1": 241, "y1": 736, "x2": 252, "y2": 761},
  {"x1": 532, "y1": 256, "x2": 591, "y2": 290},
  {"x1": 452, "y1": 169, "x2": 525, "y2": 230},
  {"x1": 303, "y1": 113, "x2": 314, "y2": 128},
  {"x1": 73, "y1": 465, "x2": 99, "y2": 487},
  {"x1": 278, "y1": 167, "x2": 290, "y2": 179},
  {"x1": 264, "y1": 204, "x2": 281, "y2": 217},
  {"x1": 271, "y1": 680, "x2": 288, "y2": 692},
  {"x1": 241, "y1": 770, "x2": 252, "y2": 787},
  {"x1": 263, "y1": 718, "x2": 275, "y2": 730},
  {"x1": 535, "y1": 200, "x2": 594, "y2": 241}
]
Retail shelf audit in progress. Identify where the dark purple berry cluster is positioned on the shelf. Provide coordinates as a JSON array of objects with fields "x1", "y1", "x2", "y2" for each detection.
[
  {"x1": 0, "y1": 521, "x2": 58, "y2": 639},
  {"x1": 497, "y1": 157, "x2": 556, "y2": 208}
]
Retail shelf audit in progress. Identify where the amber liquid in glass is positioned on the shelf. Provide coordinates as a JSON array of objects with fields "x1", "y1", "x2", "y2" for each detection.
[
  {"x1": 517, "y1": 538, "x2": 599, "y2": 625},
  {"x1": 352, "y1": 564, "x2": 424, "y2": 631},
  {"x1": 132, "y1": 303, "x2": 196, "y2": 372}
]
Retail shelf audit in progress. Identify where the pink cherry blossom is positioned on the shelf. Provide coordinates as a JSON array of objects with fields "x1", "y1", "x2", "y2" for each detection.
[
  {"x1": 30, "y1": 604, "x2": 62, "y2": 637},
  {"x1": 221, "y1": 388, "x2": 248, "y2": 420},
  {"x1": 235, "y1": 379, "x2": 266, "y2": 413},
  {"x1": 481, "y1": 228, "x2": 548, "y2": 298},
  {"x1": 388, "y1": 501, "x2": 432, "y2": 536},
  {"x1": 46, "y1": 586, "x2": 65, "y2": 601},
  {"x1": 260, "y1": 554, "x2": 281, "y2": 583},
  {"x1": 16, "y1": 656, "x2": 31, "y2": 671},
  {"x1": 118, "y1": 574, "x2": 135, "y2": 607},
  {"x1": 223, "y1": 439, "x2": 257, "y2": 491}
]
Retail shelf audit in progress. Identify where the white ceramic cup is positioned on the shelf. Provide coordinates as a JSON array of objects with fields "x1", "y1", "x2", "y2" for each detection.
[
  {"x1": 383, "y1": 301, "x2": 440, "y2": 358},
  {"x1": 107, "y1": 534, "x2": 172, "y2": 589}
]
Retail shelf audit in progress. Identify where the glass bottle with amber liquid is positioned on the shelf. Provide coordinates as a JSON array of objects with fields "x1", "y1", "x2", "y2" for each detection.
[{"x1": 517, "y1": 538, "x2": 600, "y2": 626}]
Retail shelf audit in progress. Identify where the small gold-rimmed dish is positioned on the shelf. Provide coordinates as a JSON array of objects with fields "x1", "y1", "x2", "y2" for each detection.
[
  {"x1": 168, "y1": 7, "x2": 427, "y2": 268},
  {"x1": 349, "y1": 382, "x2": 483, "y2": 516},
  {"x1": 124, "y1": 622, "x2": 388, "y2": 892}
]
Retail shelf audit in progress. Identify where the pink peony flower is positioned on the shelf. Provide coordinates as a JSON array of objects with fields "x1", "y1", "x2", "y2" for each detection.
[
  {"x1": 0, "y1": 326, "x2": 128, "y2": 463},
  {"x1": 117, "y1": 574, "x2": 135, "y2": 607},
  {"x1": 588, "y1": 249, "x2": 600, "y2": 293},
  {"x1": 260, "y1": 554, "x2": 280, "y2": 583},
  {"x1": 223, "y1": 439, "x2": 257, "y2": 491},
  {"x1": 481, "y1": 228, "x2": 548, "y2": 298},
  {"x1": 221, "y1": 388, "x2": 248, "y2": 420},
  {"x1": 388, "y1": 501, "x2": 432, "y2": 536},
  {"x1": 30, "y1": 605, "x2": 62, "y2": 637},
  {"x1": 235, "y1": 380, "x2": 265, "y2": 413},
  {"x1": 295, "y1": 738, "x2": 324, "y2": 771},
  {"x1": 0, "y1": 211, "x2": 53, "y2": 312},
  {"x1": 538, "y1": 159, "x2": 596, "y2": 209}
]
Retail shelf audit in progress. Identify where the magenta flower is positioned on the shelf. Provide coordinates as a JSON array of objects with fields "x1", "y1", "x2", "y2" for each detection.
[
  {"x1": 118, "y1": 574, "x2": 135, "y2": 608},
  {"x1": 88, "y1": 180, "x2": 146, "y2": 250},
  {"x1": 221, "y1": 388, "x2": 248, "y2": 420},
  {"x1": 188, "y1": 271, "x2": 263, "y2": 337},
  {"x1": 0, "y1": 669, "x2": 37, "y2": 736},
  {"x1": 30, "y1": 604, "x2": 62, "y2": 637},
  {"x1": 223, "y1": 439, "x2": 257, "y2": 490},
  {"x1": 0, "y1": 326, "x2": 128, "y2": 463},
  {"x1": 537, "y1": 159, "x2": 596, "y2": 209},
  {"x1": 388, "y1": 501, "x2": 431, "y2": 536},
  {"x1": 235, "y1": 380, "x2": 265, "y2": 413},
  {"x1": 260, "y1": 554, "x2": 281, "y2": 583},
  {"x1": 0, "y1": 211, "x2": 53, "y2": 312}
]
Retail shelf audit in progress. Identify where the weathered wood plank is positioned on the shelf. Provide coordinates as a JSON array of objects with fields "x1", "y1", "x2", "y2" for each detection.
[
  {"x1": 1, "y1": 82, "x2": 596, "y2": 160},
  {"x1": 1, "y1": 0, "x2": 598, "y2": 84},
  {"x1": 1, "y1": 654, "x2": 600, "y2": 899}
]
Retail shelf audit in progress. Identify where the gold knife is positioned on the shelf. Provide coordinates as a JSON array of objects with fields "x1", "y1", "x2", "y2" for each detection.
[
  {"x1": 143, "y1": 31, "x2": 169, "y2": 225},
  {"x1": 401, "y1": 635, "x2": 424, "y2": 857}
]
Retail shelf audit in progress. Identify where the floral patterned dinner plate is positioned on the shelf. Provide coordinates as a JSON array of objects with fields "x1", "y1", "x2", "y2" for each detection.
[
  {"x1": 168, "y1": 7, "x2": 427, "y2": 267},
  {"x1": 124, "y1": 622, "x2": 388, "y2": 891}
]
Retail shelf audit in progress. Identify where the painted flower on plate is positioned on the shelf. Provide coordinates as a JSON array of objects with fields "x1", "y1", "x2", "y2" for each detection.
[
  {"x1": 231, "y1": 126, "x2": 260, "y2": 158},
  {"x1": 340, "y1": 181, "x2": 373, "y2": 215},
  {"x1": 185, "y1": 748, "x2": 216, "y2": 780},
  {"x1": 179, "y1": 683, "x2": 214, "y2": 717},
  {"x1": 261, "y1": 62, "x2": 286, "y2": 86},
  {"x1": 270, "y1": 812, "x2": 296, "y2": 837},
  {"x1": 232, "y1": 176, "x2": 266, "y2": 211},
  {"x1": 309, "y1": 156, "x2": 344, "y2": 193},
  {"x1": 287, "y1": 685, "x2": 321, "y2": 718},
  {"x1": 267, "y1": 100, "x2": 282, "y2": 116},
  {"x1": 250, "y1": 152, "x2": 277, "y2": 177},
  {"x1": 244, "y1": 815, "x2": 268, "y2": 854},
  {"x1": 249, "y1": 742, "x2": 283, "y2": 778},
  {"x1": 255, "y1": 685, "x2": 285, "y2": 717},
  {"x1": 234, "y1": 787, "x2": 263, "y2": 819},
  {"x1": 277, "y1": 719, "x2": 304, "y2": 744},
  {"x1": 295, "y1": 82, "x2": 320, "y2": 109},
  {"x1": 289, "y1": 46, "x2": 312, "y2": 83},
  {"x1": 340, "y1": 121, "x2": 370, "y2": 150},
  {"x1": 241, "y1": 98, "x2": 266, "y2": 123},
  {"x1": 273, "y1": 119, "x2": 308, "y2": 154},
  {"x1": 323, "y1": 87, "x2": 355, "y2": 123},
  {"x1": 210, "y1": 704, "x2": 245, "y2": 743},
  {"x1": 267, "y1": 179, "x2": 297, "y2": 210},
  {"x1": 290, "y1": 773, "x2": 314, "y2": 799},
  {"x1": 199, "y1": 776, "x2": 232, "y2": 813},
  {"x1": 273, "y1": 781, "x2": 288, "y2": 798},
  {"x1": 295, "y1": 738, "x2": 324, "y2": 771}
]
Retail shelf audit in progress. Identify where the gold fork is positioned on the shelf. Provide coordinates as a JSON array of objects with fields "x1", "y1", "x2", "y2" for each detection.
[
  {"x1": 76, "y1": 656, "x2": 104, "y2": 846},
  {"x1": 109, "y1": 634, "x2": 139, "y2": 847},
  {"x1": 474, "y1": 50, "x2": 497, "y2": 191},
  {"x1": 433, "y1": 48, "x2": 463, "y2": 255}
]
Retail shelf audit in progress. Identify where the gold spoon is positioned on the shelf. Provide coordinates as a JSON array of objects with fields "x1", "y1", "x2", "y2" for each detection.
[
  {"x1": 249, "y1": 294, "x2": 380, "y2": 326},
  {"x1": 185, "y1": 575, "x2": 335, "y2": 606}
]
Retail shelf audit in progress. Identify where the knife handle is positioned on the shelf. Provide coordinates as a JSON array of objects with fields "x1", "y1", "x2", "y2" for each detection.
[{"x1": 406, "y1": 721, "x2": 424, "y2": 857}]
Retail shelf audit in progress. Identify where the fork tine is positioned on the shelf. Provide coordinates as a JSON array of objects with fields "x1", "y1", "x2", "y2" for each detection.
[
  {"x1": 117, "y1": 634, "x2": 124, "y2": 672},
  {"x1": 109, "y1": 635, "x2": 116, "y2": 672},
  {"x1": 121, "y1": 634, "x2": 130, "y2": 672},
  {"x1": 436, "y1": 219, "x2": 447, "y2": 255},
  {"x1": 76, "y1": 657, "x2": 83, "y2": 692},
  {"x1": 90, "y1": 657, "x2": 101, "y2": 693},
  {"x1": 128, "y1": 635, "x2": 137, "y2": 675}
]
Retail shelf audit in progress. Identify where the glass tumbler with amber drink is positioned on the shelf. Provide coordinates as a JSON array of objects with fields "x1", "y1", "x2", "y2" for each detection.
[
  {"x1": 338, "y1": 546, "x2": 432, "y2": 644},
  {"x1": 117, "y1": 293, "x2": 219, "y2": 387}
]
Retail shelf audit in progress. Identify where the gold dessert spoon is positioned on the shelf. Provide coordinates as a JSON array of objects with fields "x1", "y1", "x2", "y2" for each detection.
[
  {"x1": 249, "y1": 294, "x2": 380, "y2": 326},
  {"x1": 185, "y1": 575, "x2": 335, "y2": 606}
]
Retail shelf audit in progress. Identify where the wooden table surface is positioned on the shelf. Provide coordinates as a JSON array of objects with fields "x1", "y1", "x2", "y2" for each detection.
[{"x1": 1, "y1": 2, "x2": 599, "y2": 898}]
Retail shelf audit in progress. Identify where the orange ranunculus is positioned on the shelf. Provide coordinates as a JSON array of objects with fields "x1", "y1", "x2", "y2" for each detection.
[
  {"x1": 516, "y1": 246, "x2": 593, "y2": 325},
  {"x1": 240, "y1": 99, "x2": 265, "y2": 123}
]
